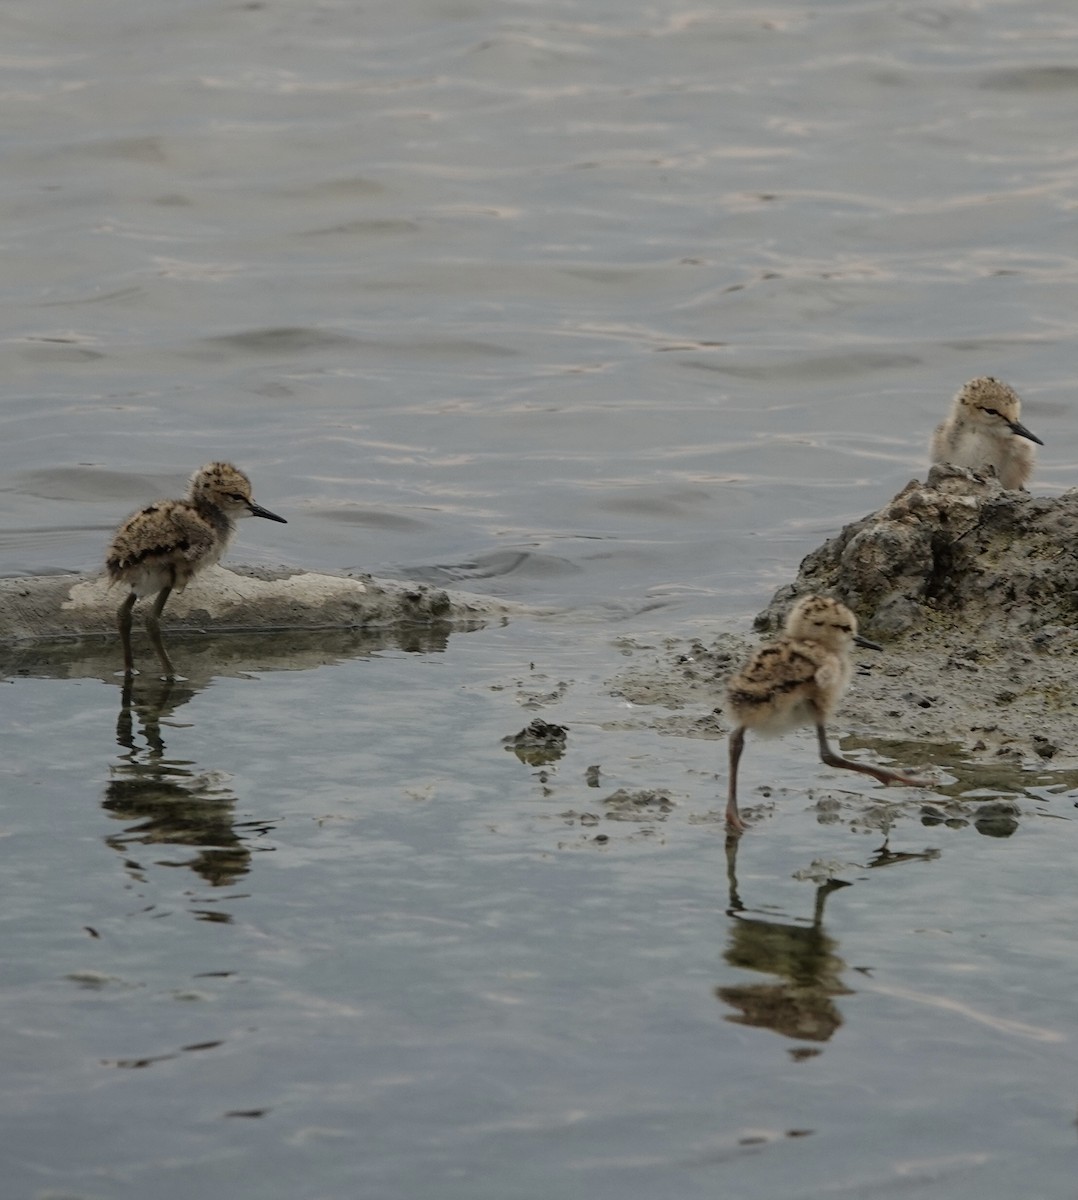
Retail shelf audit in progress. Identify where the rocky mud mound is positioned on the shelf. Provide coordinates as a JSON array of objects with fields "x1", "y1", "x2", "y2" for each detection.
[
  {"x1": 753, "y1": 465, "x2": 1078, "y2": 767},
  {"x1": 613, "y1": 468, "x2": 1078, "y2": 784},
  {"x1": 756, "y1": 464, "x2": 1078, "y2": 641}
]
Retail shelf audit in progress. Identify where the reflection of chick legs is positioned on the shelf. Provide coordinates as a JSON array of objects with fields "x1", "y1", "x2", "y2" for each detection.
[
  {"x1": 725, "y1": 595, "x2": 927, "y2": 832},
  {"x1": 718, "y1": 832, "x2": 852, "y2": 1042},
  {"x1": 117, "y1": 674, "x2": 186, "y2": 757},
  {"x1": 108, "y1": 676, "x2": 251, "y2": 890}
]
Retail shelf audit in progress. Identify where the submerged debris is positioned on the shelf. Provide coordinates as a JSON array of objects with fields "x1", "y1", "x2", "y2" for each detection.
[
  {"x1": 502, "y1": 718, "x2": 569, "y2": 766},
  {"x1": 600, "y1": 788, "x2": 675, "y2": 822}
]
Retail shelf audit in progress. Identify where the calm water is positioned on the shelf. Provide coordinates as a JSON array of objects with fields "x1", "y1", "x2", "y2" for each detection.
[{"x1": 3, "y1": 1, "x2": 1078, "y2": 1196}]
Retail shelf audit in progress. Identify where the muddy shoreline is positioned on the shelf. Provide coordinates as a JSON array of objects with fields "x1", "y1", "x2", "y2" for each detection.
[
  {"x1": 8, "y1": 471, "x2": 1078, "y2": 787},
  {"x1": 612, "y1": 469, "x2": 1078, "y2": 828}
]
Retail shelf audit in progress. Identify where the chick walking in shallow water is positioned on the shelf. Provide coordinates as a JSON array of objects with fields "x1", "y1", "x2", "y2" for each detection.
[
  {"x1": 930, "y1": 376, "x2": 1042, "y2": 490},
  {"x1": 724, "y1": 595, "x2": 926, "y2": 832},
  {"x1": 106, "y1": 462, "x2": 287, "y2": 676}
]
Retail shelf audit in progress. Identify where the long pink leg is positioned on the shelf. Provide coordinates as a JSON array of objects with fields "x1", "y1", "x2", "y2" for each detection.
[
  {"x1": 726, "y1": 726, "x2": 748, "y2": 832},
  {"x1": 815, "y1": 723, "x2": 927, "y2": 788},
  {"x1": 145, "y1": 566, "x2": 177, "y2": 677},
  {"x1": 117, "y1": 592, "x2": 137, "y2": 675}
]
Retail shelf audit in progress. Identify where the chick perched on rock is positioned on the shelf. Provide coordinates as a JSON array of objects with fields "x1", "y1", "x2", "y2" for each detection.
[
  {"x1": 930, "y1": 376, "x2": 1043, "y2": 490},
  {"x1": 106, "y1": 462, "x2": 287, "y2": 677},
  {"x1": 724, "y1": 595, "x2": 927, "y2": 832}
]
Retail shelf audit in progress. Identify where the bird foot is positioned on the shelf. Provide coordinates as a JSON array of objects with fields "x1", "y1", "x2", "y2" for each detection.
[{"x1": 885, "y1": 770, "x2": 935, "y2": 789}]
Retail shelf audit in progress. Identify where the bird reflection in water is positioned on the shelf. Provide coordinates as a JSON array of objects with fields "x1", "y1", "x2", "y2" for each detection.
[
  {"x1": 107, "y1": 676, "x2": 273, "y2": 897},
  {"x1": 716, "y1": 834, "x2": 941, "y2": 1046},
  {"x1": 716, "y1": 836, "x2": 852, "y2": 1045}
]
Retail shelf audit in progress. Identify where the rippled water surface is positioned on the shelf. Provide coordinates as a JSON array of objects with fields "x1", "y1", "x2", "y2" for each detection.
[{"x1": 3, "y1": 1, "x2": 1078, "y2": 1197}]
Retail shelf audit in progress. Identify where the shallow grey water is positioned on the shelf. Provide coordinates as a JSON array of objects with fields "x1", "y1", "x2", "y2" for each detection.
[
  {"x1": 4, "y1": 0, "x2": 1078, "y2": 607},
  {"x1": 5, "y1": 630, "x2": 1078, "y2": 1199},
  {"x1": 4, "y1": 0, "x2": 1078, "y2": 1196}
]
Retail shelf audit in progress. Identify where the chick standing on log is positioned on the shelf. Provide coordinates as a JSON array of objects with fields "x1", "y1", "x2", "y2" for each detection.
[
  {"x1": 106, "y1": 462, "x2": 287, "y2": 677},
  {"x1": 724, "y1": 595, "x2": 926, "y2": 832},
  {"x1": 930, "y1": 376, "x2": 1043, "y2": 490}
]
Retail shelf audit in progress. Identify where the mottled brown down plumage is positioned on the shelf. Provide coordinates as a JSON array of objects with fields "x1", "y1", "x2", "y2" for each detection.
[
  {"x1": 724, "y1": 595, "x2": 926, "y2": 832},
  {"x1": 106, "y1": 462, "x2": 286, "y2": 676},
  {"x1": 930, "y1": 376, "x2": 1042, "y2": 490}
]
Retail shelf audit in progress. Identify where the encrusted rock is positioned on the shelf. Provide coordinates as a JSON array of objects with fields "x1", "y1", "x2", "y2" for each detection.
[
  {"x1": 756, "y1": 465, "x2": 1078, "y2": 642},
  {"x1": 0, "y1": 563, "x2": 523, "y2": 647},
  {"x1": 741, "y1": 466, "x2": 1078, "y2": 767}
]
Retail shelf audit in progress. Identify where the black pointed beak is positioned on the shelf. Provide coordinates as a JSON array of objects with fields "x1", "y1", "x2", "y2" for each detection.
[
  {"x1": 248, "y1": 501, "x2": 287, "y2": 523},
  {"x1": 854, "y1": 633, "x2": 883, "y2": 652},
  {"x1": 1008, "y1": 418, "x2": 1043, "y2": 446}
]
